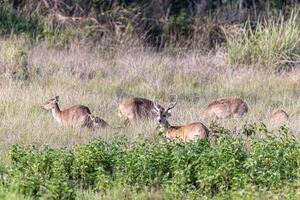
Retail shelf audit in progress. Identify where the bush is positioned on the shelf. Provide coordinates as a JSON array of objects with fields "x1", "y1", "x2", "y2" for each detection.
[
  {"x1": 9, "y1": 145, "x2": 75, "y2": 199},
  {"x1": 71, "y1": 139, "x2": 120, "y2": 188},
  {"x1": 0, "y1": 6, "x2": 43, "y2": 40},
  {"x1": 2, "y1": 123, "x2": 300, "y2": 199}
]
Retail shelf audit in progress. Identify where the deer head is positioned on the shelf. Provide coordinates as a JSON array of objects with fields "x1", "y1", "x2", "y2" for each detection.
[
  {"x1": 153, "y1": 96, "x2": 178, "y2": 127},
  {"x1": 41, "y1": 96, "x2": 59, "y2": 110}
]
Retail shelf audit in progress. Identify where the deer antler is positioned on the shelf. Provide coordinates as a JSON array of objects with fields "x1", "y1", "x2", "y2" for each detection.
[
  {"x1": 152, "y1": 101, "x2": 161, "y2": 115},
  {"x1": 165, "y1": 96, "x2": 178, "y2": 113}
]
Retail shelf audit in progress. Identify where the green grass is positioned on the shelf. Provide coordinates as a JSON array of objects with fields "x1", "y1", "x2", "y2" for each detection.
[{"x1": 225, "y1": 10, "x2": 300, "y2": 69}]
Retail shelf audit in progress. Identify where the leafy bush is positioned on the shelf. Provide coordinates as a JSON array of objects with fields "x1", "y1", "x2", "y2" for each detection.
[
  {"x1": 0, "y1": 6, "x2": 43, "y2": 40},
  {"x1": 71, "y1": 139, "x2": 120, "y2": 188},
  {"x1": 9, "y1": 146, "x2": 75, "y2": 199},
  {"x1": 2, "y1": 123, "x2": 300, "y2": 199}
]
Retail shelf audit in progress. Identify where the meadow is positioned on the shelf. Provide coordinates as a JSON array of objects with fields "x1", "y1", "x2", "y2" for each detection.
[
  {"x1": 0, "y1": 4, "x2": 300, "y2": 198},
  {"x1": 0, "y1": 37, "x2": 299, "y2": 152},
  {"x1": 0, "y1": 36, "x2": 299, "y2": 199}
]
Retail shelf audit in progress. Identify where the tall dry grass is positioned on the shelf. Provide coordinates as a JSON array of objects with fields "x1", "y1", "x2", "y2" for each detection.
[{"x1": 0, "y1": 38, "x2": 299, "y2": 162}]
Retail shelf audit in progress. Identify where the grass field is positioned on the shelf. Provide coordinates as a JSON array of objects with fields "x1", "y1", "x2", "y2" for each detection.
[
  {"x1": 0, "y1": 38, "x2": 299, "y2": 155},
  {"x1": 0, "y1": 37, "x2": 300, "y2": 199}
]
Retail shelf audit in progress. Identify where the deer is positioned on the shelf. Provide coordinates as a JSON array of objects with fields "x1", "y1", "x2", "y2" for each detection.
[
  {"x1": 269, "y1": 109, "x2": 289, "y2": 127},
  {"x1": 118, "y1": 97, "x2": 169, "y2": 123},
  {"x1": 202, "y1": 97, "x2": 248, "y2": 120},
  {"x1": 41, "y1": 96, "x2": 106, "y2": 128},
  {"x1": 88, "y1": 114, "x2": 109, "y2": 128},
  {"x1": 88, "y1": 114, "x2": 126, "y2": 129},
  {"x1": 153, "y1": 97, "x2": 209, "y2": 142}
]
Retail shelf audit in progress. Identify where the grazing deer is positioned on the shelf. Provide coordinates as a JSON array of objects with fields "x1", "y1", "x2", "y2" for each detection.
[
  {"x1": 202, "y1": 97, "x2": 248, "y2": 119},
  {"x1": 118, "y1": 97, "x2": 168, "y2": 123},
  {"x1": 269, "y1": 109, "x2": 289, "y2": 127},
  {"x1": 153, "y1": 98, "x2": 209, "y2": 142},
  {"x1": 41, "y1": 96, "x2": 94, "y2": 127}
]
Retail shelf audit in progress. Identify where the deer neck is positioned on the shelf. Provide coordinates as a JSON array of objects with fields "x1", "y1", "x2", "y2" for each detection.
[
  {"x1": 51, "y1": 103, "x2": 62, "y2": 124},
  {"x1": 165, "y1": 124, "x2": 182, "y2": 139}
]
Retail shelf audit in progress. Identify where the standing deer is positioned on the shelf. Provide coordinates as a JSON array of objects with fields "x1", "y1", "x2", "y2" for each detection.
[
  {"x1": 118, "y1": 97, "x2": 169, "y2": 123},
  {"x1": 41, "y1": 96, "x2": 106, "y2": 128},
  {"x1": 202, "y1": 97, "x2": 248, "y2": 119},
  {"x1": 153, "y1": 97, "x2": 209, "y2": 142}
]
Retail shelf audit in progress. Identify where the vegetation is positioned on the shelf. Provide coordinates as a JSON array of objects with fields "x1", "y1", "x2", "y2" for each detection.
[
  {"x1": 226, "y1": 11, "x2": 300, "y2": 69},
  {"x1": 0, "y1": 1, "x2": 300, "y2": 199},
  {"x1": 2, "y1": 1, "x2": 300, "y2": 68},
  {"x1": 0, "y1": 35, "x2": 299, "y2": 198},
  {"x1": 0, "y1": 124, "x2": 297, "y2": 199}
]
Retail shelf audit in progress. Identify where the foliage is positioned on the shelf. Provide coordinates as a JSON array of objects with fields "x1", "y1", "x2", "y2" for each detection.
[
  {"x1": 9, "y1": 146, "x2": 75, "y2": 199},
  {"x1": 1, "y1": 123, "x2": 300, "y2": 199},
  {"x1": 1, "y1": 0, "x2": 300, "y2": 49},
  {"x1": 0, "y1": 6, "x2": 43, "y2": 41}
]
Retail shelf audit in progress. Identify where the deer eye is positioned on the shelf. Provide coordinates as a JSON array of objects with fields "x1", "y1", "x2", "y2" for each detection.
[{"x1": 162, "y1": 114, "x2": 166, "y2": 117}]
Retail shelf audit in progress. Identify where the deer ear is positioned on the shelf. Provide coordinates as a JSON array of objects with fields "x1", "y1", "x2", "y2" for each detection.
[{"x1": 54, "y1": 96, "x2": 59, "y2": 102}]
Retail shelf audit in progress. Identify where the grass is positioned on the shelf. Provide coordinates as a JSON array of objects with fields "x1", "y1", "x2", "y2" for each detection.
[
  {"x1": 225, "y1": 10, "x2": 300, "y2": 69},
  {"x1": 0, "y1": 35, "x2": 299, "y2": 198},
  {"x1": 0, "y1": 40, "x2": 300, "y2": 161}
]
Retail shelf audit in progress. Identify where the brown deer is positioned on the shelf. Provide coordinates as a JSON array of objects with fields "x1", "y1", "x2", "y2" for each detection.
[
  {"x1": 89, "y1": 114, "x2": 125, "y2": 129},
  {"x1": 41, "y1": 96, "x2": 95, "y2": 128},
  {"x1": 153, "y1": 98, "x2": 209, "y2": 142},
  {"x1": 118, "y1": 97, "x2": 168, "y2": 123},
  {"x1": 269, "y1": 109, "x2": 289, "y2": 127},
  {"x1": 88, "y1": 114, "x2": 109, "y2": 128},
  {"x1": 202, "y1": 97, "x2": 248, "y2": 119}
]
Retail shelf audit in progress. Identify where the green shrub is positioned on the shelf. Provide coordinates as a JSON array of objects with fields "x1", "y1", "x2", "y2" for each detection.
[
  {"x1": 3, "y1": 123, "x2": 300, "y2": 199},
  {"x1": 9, "y1": 145, "x2": 75, "y2": 199},
  {"x1": 71, "y1": 139, "x2": 118, "y2": 188},
  {"x1": 0, "y1": 6, "x2": 43, "y2": 41},
  {"x1": 244, "y1": 127, "x2": 300, "y2": 188}
]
